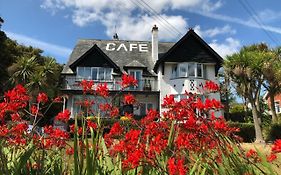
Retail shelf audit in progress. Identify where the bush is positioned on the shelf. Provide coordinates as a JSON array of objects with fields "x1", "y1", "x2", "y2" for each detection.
[
  {"x1": 264, "y1": 123, "x2": 281, "y2": 141},
  {"x1": 228, "y1": 122, "x2": 255, "y2": 142}
]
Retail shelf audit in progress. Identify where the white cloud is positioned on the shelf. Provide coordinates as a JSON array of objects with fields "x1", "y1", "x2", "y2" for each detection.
[
  {"x1": 255, "y1": 9, "x2": 281, "y2": 23},
  {"x1": 189, "y1": 9, "x2": 281, "y2": 35},
  {"x1": 5, "y1": 31, "x2": 72, "y2": 62},
  {"x1": 194, "y1": 25, "x2": 236, "y2": 38},
  {"x1": 40, "y1": 0, "x2": 222, "y2": 40},
  {"x1": 209, "y1": 37, "x2": 240, "y2": 58}
]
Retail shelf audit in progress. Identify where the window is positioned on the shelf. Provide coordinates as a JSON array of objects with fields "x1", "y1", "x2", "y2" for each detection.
[
  {"x1": 171, "y1": 63, "x2": 204, "y2": 79},
  {"x1": 129, "y1": 70, "x2": 142, "y2": 90},
  {"x1": 77, "y1": 67, "x2": 113, "y2": 80},
  {"x1": 275, "y1": 101, "x2": 280, "y2": 113},
  {"x1": 140, "y1": 103, "x2": 153, "y2": 116}
]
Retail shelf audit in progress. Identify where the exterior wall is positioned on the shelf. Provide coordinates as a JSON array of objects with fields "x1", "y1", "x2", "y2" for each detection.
[
  {"x1": 158, "y1": 62, "x2": 221, "y2": 116},
  {"x1": 267, "y1": 93, "x2": 281, "y2": 114},
  {"x1": 133, "y1": 94, "x2": 159, "y2": 116}
]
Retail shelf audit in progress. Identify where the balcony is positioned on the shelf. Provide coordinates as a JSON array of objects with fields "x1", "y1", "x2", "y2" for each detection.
[{"x1": 62, "y1": 76, "x2": 158, "y2": 92}]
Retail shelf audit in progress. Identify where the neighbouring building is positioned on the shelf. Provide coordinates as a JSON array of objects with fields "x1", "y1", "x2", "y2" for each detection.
[
  {"x1": 264, "y1": 93, "x2": 281, "y2": 115},
  {"x1": 61, "y1": 25, "x2": 223, "y2": 118}
]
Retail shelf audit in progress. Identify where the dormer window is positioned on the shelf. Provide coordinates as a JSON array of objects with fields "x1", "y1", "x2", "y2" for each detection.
[
  {"x1": 77, "y1": 67, "x2": 113, "y2": 80},
  {"x1": 171, "y1": 62, "x2": 203, "y2": 79}
]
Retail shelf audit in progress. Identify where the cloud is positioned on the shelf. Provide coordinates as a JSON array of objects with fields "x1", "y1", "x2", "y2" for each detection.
[
  {"x1": 194, "y1": 25, "x2": 236, "y2": 38},
  {"x1": 255, "y1": 9, "x2": 281, "y2": 23},
  {"x1": 40, "y1": 0, "x2": 222, "y2": 40},
  {"x1": 189, "y1": 9, "x2": 281, "y2": 35},
  {"x1": 5, "y1": 31, "x2": 72, "y2": 63},
  {"x1": 209, "y1": 37, "x2": 241, "y2": 58}
]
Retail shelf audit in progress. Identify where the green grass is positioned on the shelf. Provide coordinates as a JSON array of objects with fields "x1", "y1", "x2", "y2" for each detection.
[{"x1": 241, "y1": 143, "x2": 281, "y2": 174}]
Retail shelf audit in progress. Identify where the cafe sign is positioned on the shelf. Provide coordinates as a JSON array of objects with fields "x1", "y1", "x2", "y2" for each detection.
[{"x1": 106, "y1": 43, "x2": 148, "y2": 52}]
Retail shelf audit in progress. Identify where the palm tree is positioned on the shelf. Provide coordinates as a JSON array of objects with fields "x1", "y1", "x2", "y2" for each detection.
[{"x1": 8, "y1": 55, "x2": 38, "y2": 85}]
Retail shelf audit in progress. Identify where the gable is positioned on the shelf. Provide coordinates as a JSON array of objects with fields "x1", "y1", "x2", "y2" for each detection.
[
  {"x1": 154, "y1": 29, "x2": 223, "y2": 74},
  {"x1": 69, "y1": 45, "x2": 120, "y2": 73}
]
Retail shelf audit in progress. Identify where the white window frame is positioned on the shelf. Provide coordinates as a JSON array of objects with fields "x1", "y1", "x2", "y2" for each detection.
[
  {"x1": 128, "y1": 69, "x2": 142, "y2": 90},
  {"x1": 139, "y1": 102, "x2": 154, "y2": 115},
  {"x1": 275, "y1": 101, "x2": 280, "y2": 113},
  {"x1": 77, "y1": 67, "x2": 113, "y2": 81},
  {"x1": 171, "y1": 62, "x2": 204, "y2": 79}
]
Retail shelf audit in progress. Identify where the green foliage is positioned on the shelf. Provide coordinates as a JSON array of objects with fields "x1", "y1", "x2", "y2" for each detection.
[
  {"x1": 264, "y1": 123, "x2": 281, "y2": 141},
  {"x1": 228, "y1": 122, "x2": 256, "y2": 143}
]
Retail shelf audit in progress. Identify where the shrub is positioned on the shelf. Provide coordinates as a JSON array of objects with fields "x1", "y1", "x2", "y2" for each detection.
[
  {"x1": 228, "y1": 122, "x2": 255, "y2": 142},
  {"x1": 264, "y1": 123, "x2": 281, "y2": 141}
]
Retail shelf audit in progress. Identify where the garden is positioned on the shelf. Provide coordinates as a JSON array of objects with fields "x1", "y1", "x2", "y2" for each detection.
[{"x1": 0, "y1": 74, "x2": 281, "y2": 175}]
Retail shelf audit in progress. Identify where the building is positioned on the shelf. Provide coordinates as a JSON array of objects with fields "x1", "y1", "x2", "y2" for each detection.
[
  {"x1": 264, "y1": 92, "x2": 281, "y2": 115},
  {"x1": 61, "y1": 25, "x2": 223, "y2": 118}
]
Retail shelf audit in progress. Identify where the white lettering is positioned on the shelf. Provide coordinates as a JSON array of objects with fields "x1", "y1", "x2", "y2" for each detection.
[
  {"x1": 139, "y1": 44, "x2": 148, "y2": 52},
  {"x1": 106, "y1": 43, "x2": 116, "y2": 51},
  {"x1": 129, "y1": 43, "x2": 138, "y2": 51},
  {"x1": 116, "y1": 43, "x2": 128, "y2": 51}
]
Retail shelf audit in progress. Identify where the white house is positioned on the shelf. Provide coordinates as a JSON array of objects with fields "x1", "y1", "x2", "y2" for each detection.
[{"x1": 61, "y1": 25, "x2": 223, "y2": 118}]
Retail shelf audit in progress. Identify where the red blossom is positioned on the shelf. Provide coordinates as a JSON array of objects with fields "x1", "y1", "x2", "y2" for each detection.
[
  {"x1": 31, "y1": 105, "x2": 38, "y2": 115},
  {"x1": 121, "y1": 74, "x2": 138, "y2": 88},
  {"x1": 124, "y1": 93, "x2": 136, "y2": 105},
  {"x1": 55, "y1": 109, "x2": 71, "y2": 123},
  {"x1": 96, "y1": 83, "x2": 109, "y2": 97},
  {"x1": 80, "y1": 79, "x2": 94, "y2": 93},
  {"x1": 110, "y1": 107, "x2": 119, "y2": 117},
  {"x1": 0, "y1": 125, "x2": 8, "y2": 137},
  {"x1": 272, "y1": 139, "x2": 281, "y2": 153},
  {"x1": 87, "y1": 120, "x2": 97, "y2": 130},
  {"x1": 11, "y1": 113, "x2": 21, "y2": 122},
  {"x1": 37, "y1": 92, "x2": 48, "y2": 103},
  {"x1": 246, "y1": 149, "x2": 257, "y2": 158},
  {"x1": 162, "y1": 95, "x2": 175, "y2": 107},
  {"x1": 204, "y1": 80, "x2": 220, "y2": 92},
  {"x1": 267, "y1": 153, "x2": 277, "y2": 162},
  {"x1": 66, "y1": 147, "x2": 74, "y2": 155}
]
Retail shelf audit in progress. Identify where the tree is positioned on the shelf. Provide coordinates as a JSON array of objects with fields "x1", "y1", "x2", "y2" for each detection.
[
  {"x1": 224, "y1": 44, "x2": 272, "y2": 142},
  {"x1": 262, "y1": 47, "x2": 281, "y2": 123}
]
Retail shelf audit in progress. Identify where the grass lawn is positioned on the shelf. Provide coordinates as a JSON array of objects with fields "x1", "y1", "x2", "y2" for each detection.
[{"x1": 241, "y1": 143, "x2": 281, "y2": 174}]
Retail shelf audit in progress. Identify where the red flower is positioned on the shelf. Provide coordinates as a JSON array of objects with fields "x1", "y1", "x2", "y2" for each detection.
[
  {"x1": 55, "y1": 109, "x2": 71, "y2": 123},
  {"x1": 167, "y1": 157, "x2": 177, "y2": 175},
  {"x1": 0, "y1": 125, "x2": 8, "y2": 137},
  {"x1": 53, "y1": 96, "x2": 63, "y2": 103},
  {"x1": 204, "y1": 80, "x2": 220, "y2": 92},
  {"x1": 246, "y1": 149, "x2": 257, "y2": 158},
  {"x1": 124, "y1": 93, "x2": 136, "y2": 105},
  {"x1": 80, "y1": 80, "x2": 94, "y2": 93},
  {"x1": 267, "y1": 153, "x2": 277, "y2": 162},
  {"x1": 108, "y1": 122, "x2": 123, "y2": 136},
  {"x1": 87, "y1": 120, "x2": 97, "y2": 130},
  {"x1": 162, "y1": 95, "x2": 175, "y2": 107},
  {"x1": 110, "y1": 107, "x2": 119, "y2": 117},
  {"x1": 37, "y1": 92, "x2": 48, "y2": 103},
  {"x1": 96, "y1": 83, "x2": 109, "y2": 97},
  {"x1": 11, "y1": 113, "x2": 21, "y2": 122},
  {"x1": 272, "y1": 139, "x2": 281, "y2": 153},
  {"x1": 66, "y1": 147, "x2": 74, "y2": 155},
  {"x1": 31, "y1": 105, "x2": 38, "y2": 115},
  {"x1": 121, "y1": 74, "x2": 138, "y2": 88}
]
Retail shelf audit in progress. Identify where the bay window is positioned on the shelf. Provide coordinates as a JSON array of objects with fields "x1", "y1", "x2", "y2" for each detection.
[{"x1": 171, "y1": 62, "x2": 204, "y2": 79}]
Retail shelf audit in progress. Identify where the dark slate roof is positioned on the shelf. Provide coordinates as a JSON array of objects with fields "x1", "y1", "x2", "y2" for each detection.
[{"x1": 62, "y1": 39, "x2": 174, "y2": 75}]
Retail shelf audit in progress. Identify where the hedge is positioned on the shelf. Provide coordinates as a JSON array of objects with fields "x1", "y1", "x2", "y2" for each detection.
[
  {"x1": 228, "y1": 122, "x2": 281, "y2": 142},
  {"x1": 227, "y1": 122, "x2": 255, "y2": 143}
]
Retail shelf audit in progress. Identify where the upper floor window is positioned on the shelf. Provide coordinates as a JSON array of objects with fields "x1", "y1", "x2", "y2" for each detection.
[
  {"x1": 128, "y1": 70, "x2": 142, "y2": 90},
  {"x1": 77, "y1": 67, "x2": 113, "y2": 80},
  {"x1": 171, "y1": 62, "x2": 203, "y2": 79},
  {"x1": 275, "y1": 101, "x2": 280, "y2": 113}
]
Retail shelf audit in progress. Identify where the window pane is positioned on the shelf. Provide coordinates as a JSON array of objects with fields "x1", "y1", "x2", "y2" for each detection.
[
  {"x1": 275, "y1": 102, "x2": 280, "y2": 113},
  {"x1": 147, "y1": 103, "x2": 153, "y2": 111},
  {"x1": 77, "y1": 67, "x2": 84, "y2": 78},
  {"x1": 197, "y1": 64, "x2": 202, "y2": 77},
  {"x1": 84, "y1": 67, "x2": 91, "y2": 79},
  {"x1": 92, "y1": 68, "x2": 98, "y2": 80},
  {"x1": 179, "y1": 64, "x2": 187, "y2": 77},
  {"x1": 105, "y1": 68, "x2": 112, "y2": 80},
  {"x1": 99, "y1": 68, "x2": 105, "y2": 80},
  {"x1": 188, "y1": 63, "x2": 195, "y2": 76},
  {"x1": 140, "y1": 103, "x2": 146, "y2": 116},
  {"x1": 172, "y1": 65, "x2": 178, "y2": 78}
]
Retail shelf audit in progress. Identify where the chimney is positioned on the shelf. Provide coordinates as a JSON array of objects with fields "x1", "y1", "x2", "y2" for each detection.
[{"x1": 151, "y1": 25, "x2": 158, "y2": 63}]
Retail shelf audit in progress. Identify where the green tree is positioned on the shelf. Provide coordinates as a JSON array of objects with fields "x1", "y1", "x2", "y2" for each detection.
[
  {"x1": 262, "y1": 47, "x2": 281, "y2": 123},
  {"x1": 224, "y1": 44, "x2": 271, "y2": 142}
]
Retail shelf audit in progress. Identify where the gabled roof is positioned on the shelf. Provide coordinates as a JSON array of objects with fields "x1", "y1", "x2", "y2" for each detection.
[
  {"x1": 154, "y1": 29, "x2": 223, "y2": 74},
  {"x1": 62, "y1": 39, "x2": 174, "y2": 75}
]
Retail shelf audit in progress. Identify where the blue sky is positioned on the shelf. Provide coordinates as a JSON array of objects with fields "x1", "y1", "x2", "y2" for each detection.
[{"x1": 1, "y1": 0, "x2": 281, "y2": 64}]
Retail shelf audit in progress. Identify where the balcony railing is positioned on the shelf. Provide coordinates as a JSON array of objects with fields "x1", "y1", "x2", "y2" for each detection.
[{"x1": 62, "y1": 76, "x2": 158, "y2": 91}]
